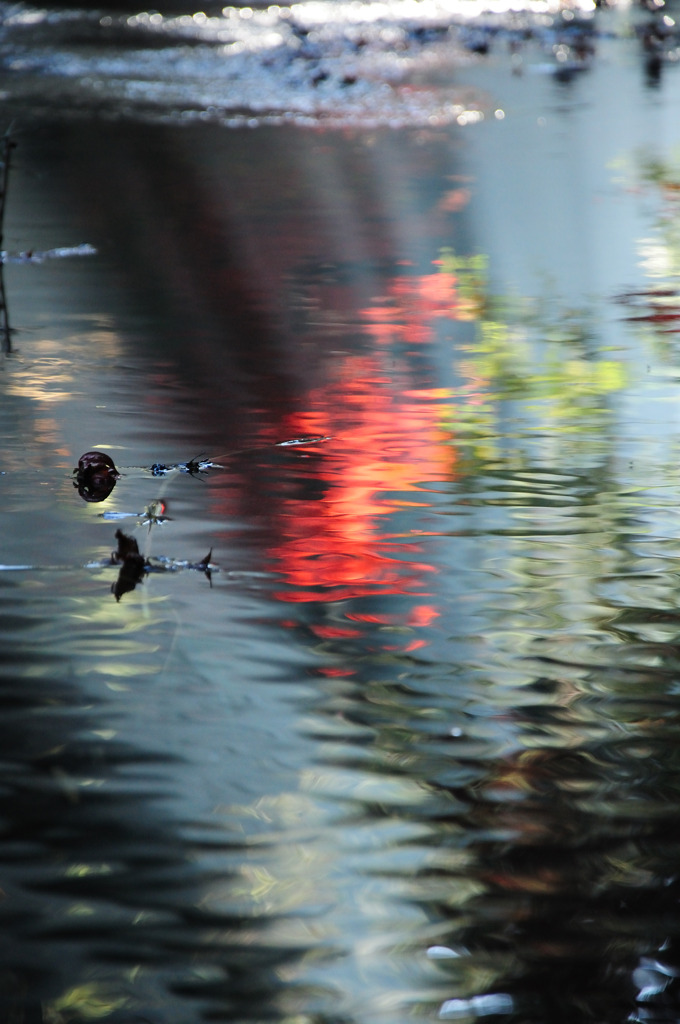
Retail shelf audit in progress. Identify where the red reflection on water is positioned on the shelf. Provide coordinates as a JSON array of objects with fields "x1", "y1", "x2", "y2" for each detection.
[
  {"x1": 345, "y1": 604, "x2": 440, "y2": 627},
  {"x1": 309, "y1": 625, "x2": 363, "y2": 639},
  {"x1": 266, "y1": 352, "x2": 454, "y2": 604},
  {"x1": 363, "y1": 268, "x2": 458, "y2": 346},
  {"x1": 406, "y1": 604, "x2": 440, "y2": 627},
  {"x1": 386, "y1": 638, "x2": 428, "y2": 652}
]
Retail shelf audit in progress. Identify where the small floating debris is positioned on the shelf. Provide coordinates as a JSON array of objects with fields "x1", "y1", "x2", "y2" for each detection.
[
  {"x1": 149, "y1": 456, "x2": 216, "y2": 477},
  {"x1": 1, "y1": 243, "x2": 97, "y2": 264},
  {"x1": 275, "y1": 435, "x2": 332, "y2": 447},
  {"x1": 99, "y1": 511, "x2": 142, "y2": 521},
  {"x1": 148, "y1": 548, "x2": 215, "y2": 583},
  {"x1": 100, "y1": 499, "x2": 171, "y2": 526},
  {"x1": 110, "y1": 529, "x2": 216, "y2": 600},
  {"x1": 73, "y1": 450, "x2": 120, "y2": 503},
  {"x1": 76, "y1": 451, "x2": 119, "y2": 475},
  {"x1": 146, "y1": 436, "x2": 331, "y2": 475}
]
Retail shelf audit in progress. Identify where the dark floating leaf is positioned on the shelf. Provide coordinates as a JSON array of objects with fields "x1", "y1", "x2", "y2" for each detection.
[
  {"x1": 183, "y1": 457, "x2": 210, "y2": 477},
  {"x1": 108, "y1": 532, "x2": 215, "y2": 598},
  {"x1": 74, "y1": 450, "x2": 120, "y2": 503},
  {"x1": 195, "y1": 547, "x2": 213, "y2": 587},
  {"x1": 111, "y1": 528, "x2": 146, "y2": 601},
  {"x1": 77, "y1": 450, "x2": 119, "y2": 476},
  {"x1": 112, "y1": 528, "x2": 140, "y2": 563}
]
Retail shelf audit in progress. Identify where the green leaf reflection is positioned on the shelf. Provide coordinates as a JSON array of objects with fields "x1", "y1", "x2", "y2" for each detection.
[{"x1": 437, "y1": 246, "x2": 627, "y2": 471}]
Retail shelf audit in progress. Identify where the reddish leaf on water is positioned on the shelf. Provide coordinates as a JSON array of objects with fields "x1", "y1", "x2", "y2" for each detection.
[
  {"x1": 73, "y1": 450, "x2": 120, "y2": 503},
  {"x1": 77, "y1": 450, "x2": 119, "y2": 475}
]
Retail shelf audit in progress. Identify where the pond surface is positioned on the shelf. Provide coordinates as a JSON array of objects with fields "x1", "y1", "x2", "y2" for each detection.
[{"x1": 3, "y1": 2, "x2": 680, "y2": 1022}]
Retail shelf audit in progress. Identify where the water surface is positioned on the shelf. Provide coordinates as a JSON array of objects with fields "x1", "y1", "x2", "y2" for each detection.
[{"x1": 2, "y1": 4, "x2": 680, "y2": 1023}]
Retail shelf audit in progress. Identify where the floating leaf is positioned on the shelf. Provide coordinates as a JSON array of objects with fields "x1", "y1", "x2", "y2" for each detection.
[
  {"x1": 73, "y1": 451, "x2": 120, "y2": 503},
  {"x1": 111, "y1": 529, "x2": 146, "y2": 602}
]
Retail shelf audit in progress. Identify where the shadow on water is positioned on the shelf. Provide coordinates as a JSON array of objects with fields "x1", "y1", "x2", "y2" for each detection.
[{"x1": 5, "y1": 4, "x2": 680, "y2": 1023}]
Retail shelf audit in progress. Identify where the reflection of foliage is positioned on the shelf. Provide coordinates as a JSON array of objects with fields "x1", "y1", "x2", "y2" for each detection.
[
  {"x1": 636, "y1": 152, "x2": 680, "y2": 281},
  {"x1": 637, "y1": 151, "x2": 680, "y2": 199},
  {"x1": 470, "y1": 319, "x2": 625, "y2": 409},
  {"x1": 271, "y1": 360, "x2": 449, "y2": 602},
  {"x1": 45, "y1": 982, "x2": 126, "y2": 1022},
  {"x1": 436, "y1": 247, "x2": 489, "y2": 321},
  {"x1": 356, "y1": 243, "x2": 628, "y2": 475},
  {"x1": 363, "y1": 266, "x2": 459, "y2": 345},
  {"x1": 616, "y1": 151, "x2": 680, "y2": 352},
  {"x1": 434, "y1": 248, "x2": 627, "y2": 468}
]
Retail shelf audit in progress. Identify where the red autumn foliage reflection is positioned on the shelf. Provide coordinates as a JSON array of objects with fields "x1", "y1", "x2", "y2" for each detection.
[
  {"x1": 362, "y1": 268, "x2": 458, "y2": 346},
  {"x1": 344, "y1": 604, "x2": 440, "y2": 627},
  {"x1": 266, "y1": 351, "x2": 455, "y2": 604}
]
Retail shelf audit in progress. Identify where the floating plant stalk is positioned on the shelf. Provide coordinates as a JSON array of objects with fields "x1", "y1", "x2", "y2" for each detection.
[{"x1": 0, "y1": 126, "x2": 14, "y2": 353}]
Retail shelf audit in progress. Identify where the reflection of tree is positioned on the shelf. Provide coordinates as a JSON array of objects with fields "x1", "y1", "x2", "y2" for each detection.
[
  {"x1": 294, "y1": 574, "x2": 680, "y2": 1022},
  {"x1": 429, "y1": 735, "x2": 680, "y2": 1024},
  {"x1": 25, "y1": 111, "x2": 666, "y2": 1022},
  {"x1": 260, "y1": 243, "x2": 671, "y2": 1022},
  {"x1": 618, "y1": 153, "x2": 680, "y2": 354},
  {"x1": 268, "y1": 353, "x2": 453, "y2": 604},
  {"x1": 363, "y1": 266, "x2": 460, "y2": 346},
  {"x1": 361, "y1": 250, "x2": 487, "y2": 349},
  {"x1": 420, "y1": 246, "x2": 628, "y2": 472}
]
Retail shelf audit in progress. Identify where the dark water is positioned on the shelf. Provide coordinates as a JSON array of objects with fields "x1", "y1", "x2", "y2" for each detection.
[{"x1": 2, "y1": 3, "x2": 680, "y2": 1022}]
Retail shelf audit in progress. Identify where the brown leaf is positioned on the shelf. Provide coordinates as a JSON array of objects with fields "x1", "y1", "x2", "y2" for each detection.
[{"x1": 74, "y1": 450, "x2": 120, "y2": 503}]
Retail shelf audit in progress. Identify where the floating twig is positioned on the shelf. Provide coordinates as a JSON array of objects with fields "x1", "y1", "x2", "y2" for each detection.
[
  {"x1": 0, "y1": 124, "x2": 14, "y2": 254},
  {"x1": 0, "y1": 125, "x2": 15, "y2": 353}
]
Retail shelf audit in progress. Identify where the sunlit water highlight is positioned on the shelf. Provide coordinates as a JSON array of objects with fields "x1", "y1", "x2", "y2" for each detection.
[{"x1": 0, "y1": 0, "x2": 607, "y2": 127}]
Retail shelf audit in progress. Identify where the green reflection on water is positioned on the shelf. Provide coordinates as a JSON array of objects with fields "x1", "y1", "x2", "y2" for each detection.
[{"x1": 437, "y1": 246, "x2": 630, "y2": 478}]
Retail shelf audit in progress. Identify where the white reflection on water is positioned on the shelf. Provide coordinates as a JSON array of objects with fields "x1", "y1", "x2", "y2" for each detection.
[{"x1": 0, "y1": 0, "x2": 605, "y2": 127}]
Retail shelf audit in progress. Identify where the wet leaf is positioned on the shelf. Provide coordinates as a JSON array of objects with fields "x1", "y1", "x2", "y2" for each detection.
[
  {"x1": 73, "y1": 450, "x2": 120, "y2": 503},
  {"x1": 196, "y1": 547, "x2": 214, "y2": 586},
  {"x1": 111, "y1": 529, "x2": 139, "y2": 563},
  {"x1": 111, "y1": 529, "x2": 146, "y2": 601}
]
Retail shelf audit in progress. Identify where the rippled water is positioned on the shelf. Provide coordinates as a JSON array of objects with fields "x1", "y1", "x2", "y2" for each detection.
[{"x1": 2, "y1": 2, "x2": 680, "y2": 1023}]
